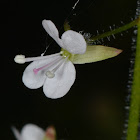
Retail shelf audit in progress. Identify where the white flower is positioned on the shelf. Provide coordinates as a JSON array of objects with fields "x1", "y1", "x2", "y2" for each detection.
[
  {"x1": 14, "y1": 20, "x2": 87, "y2": 99},
  {"x1": 12, "y1": 124, "x2": 56, "y2": 140}
]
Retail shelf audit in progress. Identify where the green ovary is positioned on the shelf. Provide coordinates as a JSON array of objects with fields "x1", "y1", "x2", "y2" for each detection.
[{"x1": 61, "y1": 49, "x2": 72, "y2": 60}]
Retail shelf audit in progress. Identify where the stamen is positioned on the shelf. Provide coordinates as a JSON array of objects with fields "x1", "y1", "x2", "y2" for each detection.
[
  {"x1": 46, "y1": 56, "x2": 68, "y2": 78},
  {"x1": 14, "y1": 52, "x2": 62, "y2": 64},
  {"x1": 33, "y1": 56, "x2": 63, "y2": 74}
]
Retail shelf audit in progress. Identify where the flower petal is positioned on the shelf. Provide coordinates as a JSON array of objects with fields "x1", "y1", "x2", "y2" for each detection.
[
  {"x1": 12, "y1": 126, "x2": 22, "y2": 140},
  {"x1": 70, "y1": 45, "x2": 123, "y2": 64},
  {"x1": 42, "y1": 20, "x2": 63, "y2": 47},
  {"x1": 22, "y1": 55, "x2": 61, "y2": 89},
  {"x1": 43, "y1": 61, "x2": 76, "y2": 99},
  {"x1": 61, "y1": 30, "x2": 87, "y2": 54},
  {"x1": 21, "y1": 124, "x2": 45, "y2": 140}
]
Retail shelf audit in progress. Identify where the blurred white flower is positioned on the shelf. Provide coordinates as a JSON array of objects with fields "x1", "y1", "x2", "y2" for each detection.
[{"x1": 12, "y1": 124, "x2": 56, "y2": 140}]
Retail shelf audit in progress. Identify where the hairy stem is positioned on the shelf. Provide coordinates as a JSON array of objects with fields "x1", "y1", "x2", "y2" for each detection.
[
  {"x1": 126, "y1": 18, "x2": 140, "y2": 140},
  {"x1": 90, "y1": 18, "x2": 140, "y2": 42},
  {"x1": 64, "y1": 18, "x2": 140, "y2": 43}
]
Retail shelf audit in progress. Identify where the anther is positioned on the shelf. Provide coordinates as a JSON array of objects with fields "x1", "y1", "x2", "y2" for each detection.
[
  {"x1": 46, "y1": 56, "x2": 68, "y2": 78},
  {"x1": 46, "y1": 71, "x2": 55, "y2": 78},
  {"x1": 14, "y1": 55, "x2": 26, "y2": 64}
]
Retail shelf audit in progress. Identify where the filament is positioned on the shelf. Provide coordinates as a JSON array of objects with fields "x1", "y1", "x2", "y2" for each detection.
[
  {"x1": 46, "y1": 57, "x2": 68, "y2": 78},
  {"x1": 33, "y1": 56, "x2": 63, "y2": 74}
]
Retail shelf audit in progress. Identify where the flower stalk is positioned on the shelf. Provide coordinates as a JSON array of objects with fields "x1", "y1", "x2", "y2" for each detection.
[
  {"x1": 64, "y1": 18, "x2": 140, "y2": 43},
  {"x1": 90, "y1": 17, "x2": 140, "y2": 42}
]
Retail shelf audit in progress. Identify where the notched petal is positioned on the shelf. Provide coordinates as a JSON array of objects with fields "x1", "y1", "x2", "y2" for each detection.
[
  {"x1": 43, "y1": 61, "x2": 76, "y2": 99},
  {"x1": 70, "y1": 45, "x2": 122, "y2": 64}
]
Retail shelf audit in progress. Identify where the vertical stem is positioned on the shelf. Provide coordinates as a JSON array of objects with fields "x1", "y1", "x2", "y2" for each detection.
[{"x1": 126, "y1": 20, "x2": 140, "y2": 140}]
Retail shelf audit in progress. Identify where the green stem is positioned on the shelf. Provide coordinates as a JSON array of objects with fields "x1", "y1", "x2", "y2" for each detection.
[
  {"x1": 90, "y1": 18, "x2": 140, "y2": 42},
  {"x1": 64, "y1": 18, "x2": 140, "y2": 43},
  {"x1": 126, "y1": 19, "x2": 140, "y2": 140}
]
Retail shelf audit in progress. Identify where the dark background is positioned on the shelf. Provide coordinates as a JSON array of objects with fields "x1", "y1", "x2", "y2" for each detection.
[{"x1": 1, "y1": 0, "x2": 137, "y2": 139}]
